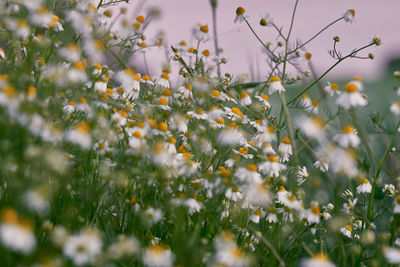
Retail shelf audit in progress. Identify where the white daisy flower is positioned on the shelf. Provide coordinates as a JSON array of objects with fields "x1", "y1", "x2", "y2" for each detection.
[
  {"x1": 333, "y1": 125, "x2": 360, "y2": 148},
  {"x1": 192, "y1": 24, "x2": 209, "y2": 42},
  {"x1": 250, "y1": 209, "x2": 262, "y2": 224},
  {"x1": 343, "y1": 9, "x2": 355, "y2": 23},
  {"x1": 300, "y1": 253, "x2": 335, "y2": 267},
  {"x1": 356, "y1": 178, "x2": 372, "y2": 194},
  {"x1": 266, "y1": 207, "x2": 278, "y2": 223},
  {"x1": 384, "y1": 247, "x2": 400, "y2": 264},
  {"x1": 225, "y1": 187, "x2": 243, "y2": 202},
  {"x1": 268, "y1": 76, "x2": 285, "y2": 94},
  {"x1": 239, "y1": 92, "x2": 252, "y2": 106},
  {"x1": 234, "y1": 7, "x2": 249, "y2": 24},
  {"x1": 390, "y1": 101, "x2": 400, "y2": 115},
  {"x1": 297, "y1": 166, "x2": 309, "y2": 185},
  {"x1": 255, "y1": 94, "x2": 271, "y2": 109},
  {"x1": 258, "y1": 155, "x2": 287, "y2": 177},
  {"x1": 324, "y1": 81, "x2": 340, "y2": 96},
  {"x1": 278, "y1": 137, "x2": 293, "y2": 162},
  {"x1": 63, "y1": 229, "x2": 102, "y2": 266},
  {"x1": 336, "y1": 82, "x2": 367, "y2": 109},
  {"x1": 340, "y1": 225, "x2": 353, "y2": 238},
  {"x1": 260, "y1": 13, "x2": 274, "y2": 27},
  {"x1": 143, "y1": 244, "x2": 174, "y2": 267}
]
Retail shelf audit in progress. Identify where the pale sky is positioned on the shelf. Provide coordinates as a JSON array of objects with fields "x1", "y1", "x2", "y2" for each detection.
[{"x1": 116, "y1": 0, "x2": 400, "y2": 81}]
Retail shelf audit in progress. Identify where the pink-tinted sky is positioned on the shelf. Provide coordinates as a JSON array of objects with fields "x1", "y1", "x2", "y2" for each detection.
[{"x1": 119, "y1": 0, "x2": 400, "y2": 81}]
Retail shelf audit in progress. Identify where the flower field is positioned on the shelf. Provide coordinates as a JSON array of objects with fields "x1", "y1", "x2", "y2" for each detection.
[{"x1": 0, "y1": 0, "x2": 399, "y2": 266}]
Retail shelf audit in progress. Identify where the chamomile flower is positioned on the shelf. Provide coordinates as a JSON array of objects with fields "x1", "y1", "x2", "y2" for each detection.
[
  {"x1": 260, "y1": 13, "x2": 274, "y2": 27},
  {"x1": 278, "y1": 137, "x2": 293, "y2": 162},
  {"x1": 117, "y1": 69, "x2": 141, "y2": 100},
  {"x1": 390, "y1": 101, "x2": 400, "y2": 115},
  {"x1": 394, "y1": 196, "x2": 400, "y2": 214},
  {"x1": 300, "y1": 253, "x2": 335, "y2": 267},
  {"x1": 336, "y1": 82, "x2": 367, "y2": 109},
  {"x1": 356, "y1": 178, "x2": 372, "y2": 194},
  {"x1": 225, "y1": 187, "x2": 243, "y2": 202},
  {"x1": 156, "y1": 73, "x2": 170, "y2": 89},
  {"x1": 143, "y1": 244, "x2": 174, "y2": 267},
  {"x1": 217, "y1": 127, "x2": 244, "y2": 146},
  {"x1": 266, "y1": 207, "x2": 278, "y2": 223},
  {"x1": 0, "y1": 209, "x2": 36, "y2": 254},
  {"x1": 350, "y1": 76, "x2": 364, "y2": 91},
  {"x1": 268, "y1": 76, "x2": 285, "y2": 94},
  {"x1": 258, "y1": 155, "x2": 287, "y2": 177},
  {"x1": 234, "y1": 164, "x2": 262, "y2": 184},
  {"x1": 250, "y1": 209, "x2": 262, "y2": 224},
  {"x1": 65, "y1": 122, "x2": 92, "y2": 149},
  {"x1": 240, "y1": 92, "x2": 252, "y2": 106},
  {"x1": 0, "y1": 48, "x2": 5, "y2": 59},
  {"x1": 297, "y1": 166, "x2": 309, "y2": 185},
  {"x1": 157, "y1": 97, "x2": 171, "y2": 111},
  {"x1": 297, "y1": 115, "x2": 326, "y2": 141},
  {"x1": 383, "y1": 184, "x2": 396, "y2": 197},
  {"x1": 305, "y1": 202, "x2": 320, "y2": 224},
  {"x1": 255, "y1": 94, "x2": 271, "y2": 109},
  {"x1": 63, "y1": 229, "x2": 102, "y2": 266},
  {"x1": 340, "y1": 225, "x2": 352, "y2": 238},
  {"x1": 192, "y1": 24, "x2": 209, "y2": 42},
  {"x1": 343, "y1": 9, "x2": 355, "y2": 23},
  {"x1": 243, "y1": 183, "x2": 271, "y2": 207},
  {"x1": 333, "y1": 125, "x2": 360, "y2": 148},
  {"x1": 324, "y1": 82, "x2": 340, "y2": 96},
  {"x1": 108, "y1": 235, "x2": 139, "y2": 259},
  {"x1": 234, "y1": 7, "x2": 249, "y2": 24}
]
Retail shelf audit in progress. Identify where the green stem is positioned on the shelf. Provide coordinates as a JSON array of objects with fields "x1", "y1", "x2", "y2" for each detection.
[
  {"x1": 288, "y1": 42, "x2": 375, "y2": 105},
  {"x1": 244, "y1": 18, "x2": 279, "y2": 61},
  {"x1": 287, "y1": 17, "x2": 343, "y2": 55}
]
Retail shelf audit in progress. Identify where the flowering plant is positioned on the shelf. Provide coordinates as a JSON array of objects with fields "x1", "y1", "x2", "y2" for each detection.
[{"x1": 0, "y1": 0, "x2": 398, "y2": 266}]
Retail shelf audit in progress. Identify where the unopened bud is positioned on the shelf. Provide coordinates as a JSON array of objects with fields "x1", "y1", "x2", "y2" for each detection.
[
  {"x1": 368, "y1": 53, "x2": 374, "y2": 59},
  {"x1": 334, "y1": 36, "x2": 340, "y2": 42},
  {"x1": 373, "y1": 37, "x2": 381, "y2": 46}
]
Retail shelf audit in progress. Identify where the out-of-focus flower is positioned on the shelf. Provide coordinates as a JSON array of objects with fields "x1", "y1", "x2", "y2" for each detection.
[
  {"x1": 336, "y1": 82, "x2": 367, "y2": 109},
  {"x1": 234, "y1": 7, "x2": 249, "y2": 24},
  {"x1": 268, "y1": 76, "x2": 285, "y2": 94},
  {"x1": 0, "y1": 209, "x2": 36, "y2": 254},
  {"x1": 63, "y1": 229, "x2": 102, "y2": 266},
  {"x1": 343, "y1": 9, "x2": 355, "y2": 23},
  {"x1": 260, "y1": 13, "x2": 274, "y2": 27},
  {"x1": 192, "y1": 24, "x2": 209, "y2": 42},
  {"x1": 143, "y1": 244, "x2": 174, "y2": 267}
]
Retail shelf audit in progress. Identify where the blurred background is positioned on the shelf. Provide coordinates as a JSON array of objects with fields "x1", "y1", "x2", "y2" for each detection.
[{"x1": 115, "y1": 0, "x2": 400, "y2": 81}]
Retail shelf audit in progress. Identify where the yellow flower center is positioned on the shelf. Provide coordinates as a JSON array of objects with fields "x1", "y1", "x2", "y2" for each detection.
[
  {"x1": 195, "y1": 107, "x2": 204, "y2": 114},
  {"x1": 27, "y1": 86, "x2": 36, "y2": 96},
  {"x1": 211, "y1": 90, "x2": 220, "y2": 97},
  {"x1": 143, "y1": 75, "x2": 151, "y2": 81},
  {"x1": 347, "y1": 9, "x2": 355, "y2": 16},
  {"x1": 236, "y1": 7, "x2": 245, "y2": 15},
  {"x1": 238, "y1": 147, "x2": 248, "y2": 155},
  {"x1": 305, "y1": 52, "x2": 312, "y2": 60},
  {"x1": 269, "y1": 76, "x2": 281, "y2": 83},
  {"x1": 158, "y1": 97, "x2": 168, "y2": 106},
  {"x1": 133, "y1": 131, "x2": 142, "y2": 139},
  {"x1": 331, "y1": 83, "x2": 338, "y2": 90},
  {"x1": 268, "y1": 155, "x2": 278, "y2": 162},
  {"x1": 311, "y1": 206, "x2": 320, "y2": 215},
  {"x1": 136, "y1": 15, "x2": 145, "y2": 23},
  {"x1": 246, "y1": 163, "x2": 258, "y2": 172},
  {"x1": 279, "y1": 185, "x2": 286, "y2": 191},
  {"x1": 342, "y1": 125, "x2": 355, "y2": 134},
  {"x1": 345, "y1": 225, "x2": 352, "y2": 231},
  {"x1": 199, "y1": 25, "x2": 209, "y2": 33},
  {"x1": 202, "y1": 49, "x2": 210, "y2": 57},
  {"x1": 314, "y1": 253, "x2": 328, "y2": 261},
  {"x1": 254, "y1": 209, "x2": 262, "y2": 216},
  {"x1": 76, "y1": 122, "x2": 90, "y2": 133},
  {"x1": 216, "y1": 118, "x2": 224, "y2": 125},
  {"x1": 360, "y1": 178, "x2": 370, "y2": 184},
  {"x1": 161, "y1": 73, "x2": 169, "y2": 80},
  {"x1": 261, "y1": 95, "x2": 269, "y2": 101},
  {"x1": 344, "y1": 83, "x2": 358, "y2": 93},
  {"x1": 282, "y1": 137, "x2": 291, "y2": 144},
  {"x1": 158, "y1": 122, "x2": 168, "y2": 132},
  {"x1": 162, "y1": 89, "x2": 172, "y2": 96},
  {"x1": 240, "y1": 92, "x2": 249, "y2": 99}
]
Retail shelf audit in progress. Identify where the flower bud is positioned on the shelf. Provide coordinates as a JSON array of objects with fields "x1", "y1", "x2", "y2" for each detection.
[{"x1": 334, "y1": 36, "x2": 340, "y2": 42}]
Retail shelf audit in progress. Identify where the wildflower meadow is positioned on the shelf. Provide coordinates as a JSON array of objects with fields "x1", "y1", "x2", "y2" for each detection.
[{"x1": 1, "y1": 0, "x2": 400, "y2": 266}]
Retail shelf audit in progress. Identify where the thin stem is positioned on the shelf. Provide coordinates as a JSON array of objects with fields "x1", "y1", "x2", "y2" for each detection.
[
  {"x1": 244, "y1": 18, "x2": 279, "y2": 61},
  {"x1": 288, "y1": 42, "x2": 375, "y2": 105},
  {"x1": 210, "y1": 0, "x2": 221, "y2": 79},
  {"x1": 287, "y1": 17, "x2": 343, "y2": 55},
  {"x1": 272, "y1": 23, "x2": 286, "y2": 41},
  {"x1": 278, "y1": 0, "x2": 299, "y2": 165}
]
